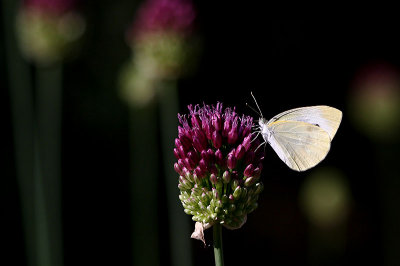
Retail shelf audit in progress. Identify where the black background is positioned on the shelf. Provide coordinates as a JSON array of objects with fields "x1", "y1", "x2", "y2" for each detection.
[{"x1": 2, "y1": 2, "x2": 400, "y2": 265}]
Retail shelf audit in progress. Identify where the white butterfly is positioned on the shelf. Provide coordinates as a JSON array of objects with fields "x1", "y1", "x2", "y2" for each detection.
[{"x1": 250, "y1": 92, "x2": 342, "y2": 172}]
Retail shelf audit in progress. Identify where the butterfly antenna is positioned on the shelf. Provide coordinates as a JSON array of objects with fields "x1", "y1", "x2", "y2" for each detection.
[
  {"x1": 250, "y1": 91, "x2": 264, "y2": 118},
  {"x1": 246, "y1": 102, "x2": 262, "y2": 117}
]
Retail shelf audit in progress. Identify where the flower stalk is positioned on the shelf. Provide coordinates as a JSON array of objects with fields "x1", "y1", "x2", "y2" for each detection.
[{"x1": 213, "y1": 223, "x2": 224, "y2": 266}]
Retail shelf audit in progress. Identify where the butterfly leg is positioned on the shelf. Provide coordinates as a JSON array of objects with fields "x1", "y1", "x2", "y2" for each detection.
[
  {"x1": 254, "y1": 141, "x2": 266, "y2": 152},
  {"x1": 250, "y1": 131, "x2": 261, "y2": 143}
]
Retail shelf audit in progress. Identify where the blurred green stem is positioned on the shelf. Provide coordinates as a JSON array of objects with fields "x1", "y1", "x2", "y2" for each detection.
[
  {"x1": 377, "y1": 142, "x2": 400, "y2": 266},
  {"x1": 213, "y1": 224, "x2": 224, "y2": 266},
  {"x1": 130, "y1": 104, "x2": 159, "y2": 266},
  {"x1": 35, "y1": 66, "x2": 64, "y2": 266},
  {"x1": 158, "y1": 81, "x2": 193, "y2": 266},
  {"x1": 2, "y1": 1, "x2": 35, "y2": 265},
  {"x1": 3, "y1": 2, "x2": 63, "y2": 265}
]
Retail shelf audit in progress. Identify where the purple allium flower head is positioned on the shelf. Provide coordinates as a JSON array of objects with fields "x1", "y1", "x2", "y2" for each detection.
[
  {"x1": 175, "y1": 103, "x2": 265, "y2": 230},
  {"x1": 128, "y1": 0, "x2": 196, "y2": 41}
]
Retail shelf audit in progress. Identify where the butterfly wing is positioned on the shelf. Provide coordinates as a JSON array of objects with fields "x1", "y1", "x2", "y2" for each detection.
[
  {"x1": 267, "y1": 106, "x2": 342, "y2": 140},
  {"x1": 266, "y1": 121, "x2": 331, "y2": 171}
]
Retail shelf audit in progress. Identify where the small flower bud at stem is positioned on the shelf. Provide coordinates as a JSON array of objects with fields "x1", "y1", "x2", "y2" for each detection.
[
  {"x1": 222, "y1": 170, "x2": 231, "y2": 184},
  {"x1": 210, "y1": 174, "x2": 218, "y2": 185},
  {"x1": 233, "y1": 186, "x2": 241, "y2": 198},
  {"x1": 254, "y1": 182, "x2": 264, "y2": 194},
  {"x1": 244, "y1": 176, "x2": 255, "y2": 187}
]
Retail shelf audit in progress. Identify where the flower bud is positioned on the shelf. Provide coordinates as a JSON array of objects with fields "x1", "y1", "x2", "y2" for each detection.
[
  {"x1": 210, "y1": 174, "x2": 218, "y2": 185},
  {"x1": 212, "y1": 188, "x2": 219, "y2": 200},
  {"x1": 212, "y1": 113, "x2": 222, "y2": 131},
  {"x1": 191, "y1": 114, "x2": 201, "y2": 128},
  {"x1": 244, "y1": 176, "x2": 256, "y2": 187},
  {"x1": 187, "y1": 150, "x2": 199, "y2": 165},
  {"x1": 227, "y1": 150, "x2": 237, "y2": 169},
  {"x1": 207, "y1": 149, "x2": 215, "y2": 164},
  {"x1": 242, "y1": 135, "x2": 252, "y2": 151},
  {"x1": 199, "y1": 158, "x2": 208, "y2": 172},
  {"x1": 175, "y1": 138, "x2": 182, "y2": 149},
  {"x1": 243, "y1": 164, "x2": 254, "y2": 177},
  {"x1": 202, "y1": 119, "x2": 213, "y2": 140},
  {"x1": 194, "y1": 166, "x2": 205, "y2": 179},
  {"x1": 180, "y1": 135, "x2": 192, "y2": 150},
  {"x1": 178, "y1": 126, "x2": 192, "y2": 140},
  {"x1": 173, "y1": 148, "x2": 180, "y2": 159},
  {"x1": 233, "y1": 186, "x2": 241, "y2": 199},
  {"x1": 174, "y1": 162, "x2": 182, "y2": 175},
  {"x1": 215, "y1": 149, "x2": 224, "y2": 165},
  {"x1": 229, "y1": 194, "x2": 234, "y2": 202},
  {"x1": 178, "y1": 159, "x2": 185, "y2": 170},
  {"x1": 200, "y1": 149, "x2": 207, "y2": 160},
  {"x1": 228, "y1": 126, "x2": 238, "y2": 144},
  {"x1": 231, "y1": 179, "x2": 239, "y2": 191},
  {"x1": 222, "y1": 118, "x2": 231, "y2": 137},
  {"x1": 235, "y1": 144, "x2": 245, "y2": 160},
  {"x1": 192, "y1": 135, "x2": 206, "y2": 152},
  {"x1": 178, "y1": 145, "x2": 186, "y2": 159},
  {"x1": 212, "y1": 130, "x2": 222, "y2": 149},
  {"x1": 241, "y1": 123, "x2": 251, "y2": 139},
  {"x1": 222, "y1": 171, "x2": 231, "y2": 184},
  {"x1": 183, "y1": 157, "x2": 192, "y2": 170},
  {"x1": 253, "y1": 167, "x2": 261, "y2": 178},
  {"x1": 254, "y1": 182, "x2": 264, "y2": 194}
]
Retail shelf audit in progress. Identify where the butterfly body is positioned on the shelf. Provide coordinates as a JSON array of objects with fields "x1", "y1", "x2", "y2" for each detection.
[
  {"x1": 256, "y1": 105, "x2": 342, "y2": 172},
  {"x1": 258, "y1": 118, "x2": 271, "y2": 143}
]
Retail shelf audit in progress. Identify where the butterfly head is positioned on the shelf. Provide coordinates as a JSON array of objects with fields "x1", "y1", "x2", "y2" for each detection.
[{"x1": 258, "y1": 117, "x2": 269, "y2": 133}]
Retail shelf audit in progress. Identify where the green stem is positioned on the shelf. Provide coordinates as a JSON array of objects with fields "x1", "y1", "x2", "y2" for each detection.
[
  {"x1": 213, "y1": 223, "x2": 225, "y2": 266},
  {"x1": 2, "y1": 1, "x2": 35, "y2": 265},
  {"x1": 36, "y1": 66, "x2": 63, "y2": 266},
  {"x1": 158, "y1": 81, "x2": 193, "y2": 266}
]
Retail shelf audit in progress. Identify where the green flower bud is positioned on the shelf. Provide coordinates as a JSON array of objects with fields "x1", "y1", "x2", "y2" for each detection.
[
  {"x1": 244, "y1": 176, "x2": 256, "y2": 187},
  {"x1": 254, "y1": 182, "x2": 264, "y2": 195},
  {"x1": 233, "y1": 186, "x2": 241, "y2": 199},
  {"x1": 222, "y1": 171, "x2": 231, "y2": 184}
]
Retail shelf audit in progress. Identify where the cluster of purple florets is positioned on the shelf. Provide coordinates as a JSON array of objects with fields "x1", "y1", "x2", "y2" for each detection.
[{"x1": 174, "y1": 103, "x2": 264, "y2": 228}]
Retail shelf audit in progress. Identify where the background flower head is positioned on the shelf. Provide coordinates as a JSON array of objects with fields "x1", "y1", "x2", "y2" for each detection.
[
  {"x1": 16, "y1": 0, "x2": 85, "y2": 66},
  {"x1": 120, "y1": 0, "x2": 200, "y2": 107}
]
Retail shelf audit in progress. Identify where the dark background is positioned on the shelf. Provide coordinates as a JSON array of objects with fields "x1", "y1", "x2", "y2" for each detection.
[{"x1": 2, "y1": 1, "x2": 400, "y2": 265}]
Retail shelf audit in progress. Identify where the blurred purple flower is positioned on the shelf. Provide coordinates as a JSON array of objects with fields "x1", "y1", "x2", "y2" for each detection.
[
  {"x1": 128, "y1": 0, "x2": 196, "y2": 41},
  {"x1": 120, "y1": 0, "x2": 200, "y2": 106},
  {"x1": 23, "y1": 0, "x2": 77, "y2": 15},
  {"x1": 17, "y1": 0, "x2": 85, "y2": 65}
]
